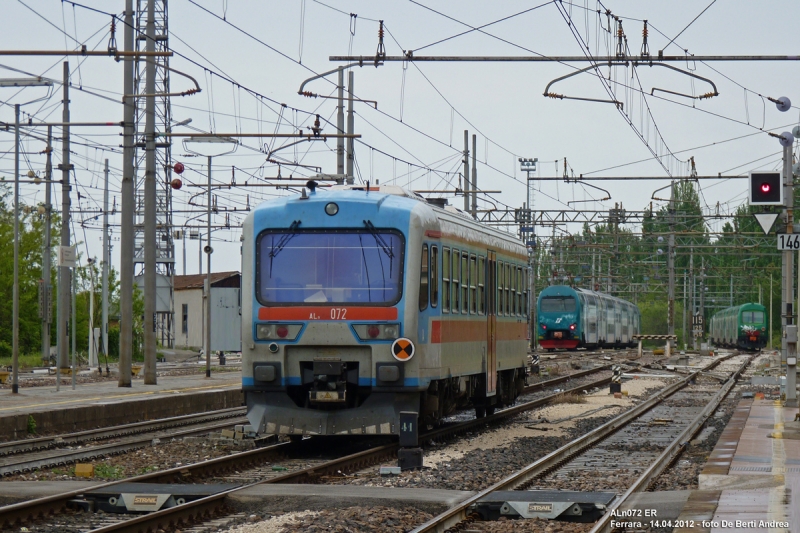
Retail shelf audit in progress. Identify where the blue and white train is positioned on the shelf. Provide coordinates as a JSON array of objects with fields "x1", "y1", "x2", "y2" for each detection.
[{"x1": 241, "y1": 182, "x2": 530, "y2": 436}]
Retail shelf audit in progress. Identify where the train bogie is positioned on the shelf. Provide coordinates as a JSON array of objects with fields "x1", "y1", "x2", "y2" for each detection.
[{"x1": 241, "y1": 184, "x2": 529, "y2": 436}]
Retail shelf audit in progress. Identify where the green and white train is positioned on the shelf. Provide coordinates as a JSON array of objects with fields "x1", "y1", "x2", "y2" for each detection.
[{"x1": 708, "y1": 303, "x2": 768, "y2": 351}]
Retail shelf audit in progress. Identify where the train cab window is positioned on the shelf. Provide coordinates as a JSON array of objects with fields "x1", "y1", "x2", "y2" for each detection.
[
  {"x1": 461, "y1": 252, "x2": 469, "y2": 314},
  {"x1": 469, "y1": 255, "x2": 477, "y2": 314},
  {"x1": 478, "y1": 256, "x2": 486, "y2": 315},
  {"x1": 452, "y1": 249, "x2": 460, "y2": 313},
  {"x1": 430, "y1": 246, "x2": 439, "y2": 308},
  {"x1": 442, "y1": 248, "x2": 451, "y2": 313},
  {"x1": 419, "y1": 244, "x2": 429, "y2": 311}
]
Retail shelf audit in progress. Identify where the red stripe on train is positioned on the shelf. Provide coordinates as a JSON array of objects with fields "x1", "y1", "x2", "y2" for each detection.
[{"x1": 258, "y1": 307, "x2": 398, "y2": 321}]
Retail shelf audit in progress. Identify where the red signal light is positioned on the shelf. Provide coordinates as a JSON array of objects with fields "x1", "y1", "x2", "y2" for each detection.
[
  {"x1": 570, "y1": 323, "x2": 576, "y2": 330},
  {"x1": 761, "y1": 182, "x2": 771, "y2": 193}
]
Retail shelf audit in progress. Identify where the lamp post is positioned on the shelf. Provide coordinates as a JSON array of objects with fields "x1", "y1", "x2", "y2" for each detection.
[
  {"x1": 183, "y1": 137, "x2": 237, "y2": 378},
  {"x1": 1, "y1": 77, "x2": 54, "y2": 394},
  {"x1": 519, "y1": 158, "x2": 538, "y2": 352}
]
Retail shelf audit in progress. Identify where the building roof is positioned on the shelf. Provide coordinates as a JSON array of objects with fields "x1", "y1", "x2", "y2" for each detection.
[{"x1": 174, "y1": 271, "x2": 240, "y2": 291}]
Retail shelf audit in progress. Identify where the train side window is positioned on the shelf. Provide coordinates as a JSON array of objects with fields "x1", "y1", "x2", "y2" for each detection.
[
  {"x1": 469, "y1": 255, "x2": 477, "y2": 314},
  {"x1": 516, "y1": 267, "x2": 523, "y2": 316},
  {"x1": 419, "y1": 244, "x2": 429, "y2": 311},
  {"x1": 522, "y1": 268, "x2": 528, "y2": 318},
  {"x1": 505, "y1": 263, "x2": 512, "y2": 315},
  {"x1": 452, "y1": 249, "x2": 460, "y2": 313},
  {"x1": 430, "y1": 246, "x2": 439, "y2": 308},
  {"x1": 442, "y1": 248, "x2": 450, "y2": 313},
  {"x1": 498, "y1": 261, "x2": 505, "y2": 316},
  {"x1": 478, "y1": 256, "x2": 486, "y2": 315},
  {"x1": 461, "y1": 252, "x2": 469, "y2": 314}
]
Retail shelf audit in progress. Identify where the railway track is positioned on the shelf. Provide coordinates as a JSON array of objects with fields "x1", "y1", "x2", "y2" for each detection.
[
  {"x1": 0, "y1": 407, "x2": 246, "y2": 457},
  {"x1": 409, "y1": 352, "x2": 750, "y2": 532},
  {"x1": 0, "y1": 364, "x2": 614, "y2": 531}
]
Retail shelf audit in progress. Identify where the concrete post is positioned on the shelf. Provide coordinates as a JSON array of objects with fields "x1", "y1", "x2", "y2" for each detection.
[
  {"x1": 143, "y1": 0, "x2": 157, "y2": 385},
  {"x1": 119, "y1": 0, "x2": 134, "y2": 387}
]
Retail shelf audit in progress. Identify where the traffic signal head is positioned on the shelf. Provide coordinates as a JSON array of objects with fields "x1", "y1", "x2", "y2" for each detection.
[{"x1": 749, "y1": 171, "x2": 783, "y2": 206}]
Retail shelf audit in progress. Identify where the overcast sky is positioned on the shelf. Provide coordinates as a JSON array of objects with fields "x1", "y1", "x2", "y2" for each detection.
[{"x1": 2, "y1": 0, "x2": 800, "y2": 277}]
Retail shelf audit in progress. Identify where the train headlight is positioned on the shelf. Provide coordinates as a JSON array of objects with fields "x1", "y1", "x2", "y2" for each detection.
[
  {"x1": 325, "y1": 202, "x2": 339, "y2": 216},
  {"x1": 353, "y1": 323, "x2": 401, "y2": 341},
  {"x1": 570, "y1": 323, "x2": 576, "y2": 331},
  {"x1": 540, "y1": 324, "x2": 546, "y2": 330},
  {"x1": 256, "y1": 324, "x2": 275, "y2": 339},
  {"x1": 256, "y1": 323, "x2": 302, "y2": 341}
]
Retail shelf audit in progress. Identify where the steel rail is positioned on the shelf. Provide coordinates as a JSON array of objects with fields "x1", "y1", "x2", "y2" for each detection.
[
  {"x1": 0, "y1": 407, "x2": 245, "y2": 456},
  {"x1": 0, "y1": 369, "x2": 612, "y2": 531},
  {"x1": 588, "y1": 355, "x2": 751, "y2": 533},
  {"x1": 409, "y1": 353, "x2": 737, "y2": 533},
  {"x1": 0, "y1": 365, "x2": 612, "y2": 530},
  {"x1": 0, "y1": 417, "x2": 249, "y2": 476}
]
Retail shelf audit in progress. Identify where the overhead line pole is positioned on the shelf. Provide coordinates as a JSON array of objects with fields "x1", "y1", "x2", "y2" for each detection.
[
  {"x1": 12, "y1": 104, "x2": 20, "y2": 394},
  {"x1": 119, "y1": 0, "x2": 135, "y2": 387},
  {"x1": 42, "y1": 127, "x2": 53, "y2": 365},
  {"x1": 143, "y1": 0, "x2": 157, "y2": 386},
  {"x1": 57, "y1": 61, "x2": 72, "y2": 375}
]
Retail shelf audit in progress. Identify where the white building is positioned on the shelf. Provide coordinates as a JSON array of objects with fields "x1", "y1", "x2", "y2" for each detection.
[{"x1": 173, "y1": 271, "x2": 241, "y2": 351}]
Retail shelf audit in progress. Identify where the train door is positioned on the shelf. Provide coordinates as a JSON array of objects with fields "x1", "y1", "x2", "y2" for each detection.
[{"x1": 486, "y1": 251, "x2": 497, "y2": 396}]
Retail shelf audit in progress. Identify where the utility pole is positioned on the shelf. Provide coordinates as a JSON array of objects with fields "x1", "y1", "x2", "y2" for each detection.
[
  {"x1": 667, "y1": 181, "x2": 676, "y2": 350},
  {"x1": 71, "y1": 261, "x2": 76, "y2": 389},
  {"x1": 336, "y1": 67, "x2": 345, "y2": 175},
  {"x1": 102, "y1": 159, "x2": 110, "y2": 368},
  {"x1": 691, "y1": 249, "x2": 696, "y2": 350},
  {"x1": 682, "y1": 270, "x2": 687, "y2": 350},
  {"x1": 143, "y1": 0, "x2": 157, "y2": 385},
  {"x1": 88, "y1": 259, "x2": 96, "y2": 367},
  {"x1": 463, "y1": 130, "x2": 469, "y2": 212},
  {"x1": 42, "y1": 126, "x2": 53, "y2": 365},
  {"x1": 346, "y1": 71, "x2": 355, "y2": 182},
  {"x1": 57, "y1": 61, "x2": 72, "y2": 374},
  {"x1": 700, "y1": 257, "x2": 706, "y2": 347},
  {"x1": 119, "y1": 0, "x2": 134, "y2": 387},
  {"x1": 781, "y1": 141, "x2": 797, "y2": 406},
  {"x1": 12, "y1": 104, "x2": 20, "y2": 394},
  {"x1": 206, "y1": 156, "x2": 212, "y2": 378},
  {"x1": 471, "y1": 134, "x2": 477, "y2": 219}
]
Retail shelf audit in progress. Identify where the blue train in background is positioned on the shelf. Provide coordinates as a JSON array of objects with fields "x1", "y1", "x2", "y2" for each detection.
[{"x1": 537, "y1": 285, "x2": 640, "y2": 350}]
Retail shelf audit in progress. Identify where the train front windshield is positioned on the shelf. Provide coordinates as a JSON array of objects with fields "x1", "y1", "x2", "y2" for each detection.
[
  {"x1": 540, "y1": 296, "x2": 577, "y2": 312},
  {"x1": 742, "y1": 311, "x2": 764, "y2": 323},
  {"x1": 257, "y1": 230, "x2": 403, "y2": 305}
]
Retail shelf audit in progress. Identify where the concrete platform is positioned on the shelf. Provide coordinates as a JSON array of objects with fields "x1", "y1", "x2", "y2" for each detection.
[
  {"x1": 0, "y1": 371, "x2": 242, "y2": 441},
  {"x1": 674, "y1": 399, "x2": 800, "y2": 532}
]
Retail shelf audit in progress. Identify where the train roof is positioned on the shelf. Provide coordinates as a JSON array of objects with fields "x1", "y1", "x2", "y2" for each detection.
[
  {"x1": 248, "y1": 185, "x2": 525, "y2": 254},
  {"x1": 538, "y1": 285, "x2": 639, "y2": 307},
  {"x1": 711, "y1": 302, "x2": 766, "y2": 315}
]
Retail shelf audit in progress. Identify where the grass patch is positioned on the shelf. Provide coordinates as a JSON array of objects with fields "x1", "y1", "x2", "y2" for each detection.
[
  {"x1": 94, "y1": 463, "x2": 125, "y2": 479},
  {"x1": 27, "y1": 415, "x2": 36, "y2": 435},
  {"x1": 549, "y1": 392, "x2": 587, "y2": 405},
  {"x1": 137, "y1": 465, "x2": 159, "y2": 475}
]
